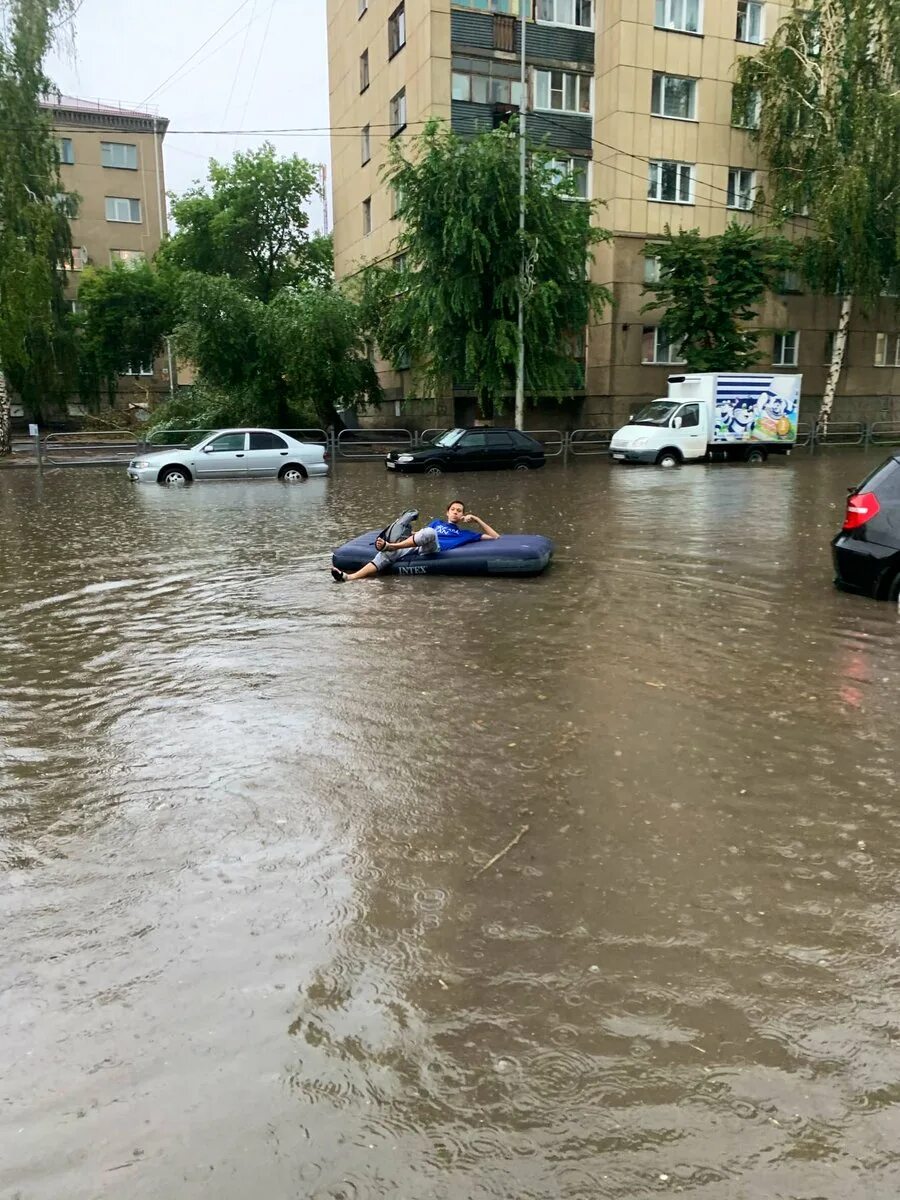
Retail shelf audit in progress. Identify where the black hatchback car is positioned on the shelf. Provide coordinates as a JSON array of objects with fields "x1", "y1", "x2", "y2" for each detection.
[
  {"x1": 386, "y1": 427, "x2": 546, "y2": 474},
  {"x1": 832, "y1": 453, "x2": 900, "y2": 600}
]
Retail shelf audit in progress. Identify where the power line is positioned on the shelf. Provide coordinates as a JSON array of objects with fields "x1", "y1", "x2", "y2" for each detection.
[{"x1": 138, "y1": 0, "x2": 255, "y2": 106}]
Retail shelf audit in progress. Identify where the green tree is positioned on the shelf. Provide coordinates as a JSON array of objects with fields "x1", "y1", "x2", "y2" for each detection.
[
  {"x1": 641, "y1": 222, "x2": 794, "y2": 371},
  {"x1": 76, "y1": 261, "x2": 173, "y2": 405},
  {"x1": 161, "y1": 144, "x2": 333, "y2": 301},
  {"x1": 0, "y1": 0, "x2": 76, "y2": 453},
  {"x1": 356, "y1": 119, "x2": 610, "y2": 423},
  {"x1": 735, "y1": 0, "x2": 900, "y2": 424}
]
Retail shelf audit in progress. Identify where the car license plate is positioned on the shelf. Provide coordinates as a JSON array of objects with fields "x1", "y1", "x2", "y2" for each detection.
[
  {"x1": 386, "y1": 461, "x2": 396, "y2": 470},
  {"x1": 612, "y1": 452, "x2": 625, "y2": 460}
]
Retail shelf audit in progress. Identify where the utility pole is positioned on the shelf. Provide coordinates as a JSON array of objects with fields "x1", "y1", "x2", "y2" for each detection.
[{"x1": 514, "y1": 1, "x2": 528, "y2": 431}]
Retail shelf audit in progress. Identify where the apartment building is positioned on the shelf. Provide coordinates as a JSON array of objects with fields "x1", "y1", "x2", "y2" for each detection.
[
  {"x1": 43, "y1": 94, "x2": 173, "y2": 407},
  {"x1": 327, "y1": 0, "x2": 899, "y2": 427}
]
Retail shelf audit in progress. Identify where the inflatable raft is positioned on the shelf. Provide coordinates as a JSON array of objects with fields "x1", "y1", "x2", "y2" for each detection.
[{"x1": 332, "y1": 531, "x2": 554, "y2": 577}]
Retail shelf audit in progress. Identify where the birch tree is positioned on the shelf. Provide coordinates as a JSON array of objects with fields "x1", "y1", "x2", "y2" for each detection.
[
  {"x1": 0, "y1": 0, "x2": 75, "y2": 454},
  {"x1": 735, "y1": 0, "x2": 900, "y2": 428}
]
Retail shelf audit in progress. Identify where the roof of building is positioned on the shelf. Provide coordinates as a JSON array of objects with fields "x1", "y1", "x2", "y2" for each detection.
[{"x1": 41, "y1": 94, "x2": 169, "y2": 132}]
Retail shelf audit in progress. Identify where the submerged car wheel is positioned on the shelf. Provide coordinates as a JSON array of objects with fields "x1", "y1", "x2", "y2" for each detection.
[
  {"x1": 279, "y1": 463, "x2": 308, "y2": 482},
  {"x1": 745, "y1": 447, "x2": 768, "y2": 464},
  {"x1": 656, "y1": 449, "x2": 681, "y2": 468},
  {"x1": 514, "y1": 460, "x2": 531, "y2": 471},
  {"x1": 424, "y1": 463, "x2": 444, "y2": 475},
  {"x1": 159, "y1": 465, "x2": 191, "y2": 486}
]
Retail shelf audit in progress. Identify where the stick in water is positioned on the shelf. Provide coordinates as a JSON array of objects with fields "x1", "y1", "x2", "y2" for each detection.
[{"x1": 472, "y1": 824, "x2": 530, "y2": 878}]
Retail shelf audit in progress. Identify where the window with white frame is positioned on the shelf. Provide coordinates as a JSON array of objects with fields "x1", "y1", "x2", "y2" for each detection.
[
  {"x1": 110, "y1": 249, "x2": 146, "y2": 267},
  {"x1": 534, "y1": 69, "x2": 592, "y2": 115},
  {"x1": 642, "y1": 326, "x2": 686, "y2": 364},
  {"x1": 536, "y1": 0, "x2": 592, "y2": 28},
  {"x1": 546, "y1": 156, "x2": 590, "y2": 199},
  {"x1": 874, "y1": 333, "x2": 900, "y2": 367},
  {"x1": 392, "y1": 253, "x2": 408, "y2": 273},
  {"x1": 362, "y1": 196, "x2": 372, "y2": 236},
  {"x1": 57, "y1": 137, "x2": 74, "y2": 164},
  {"x1": 360, "y1": 49, "x2": 369, "y2": 92},
  {"x1": 727, "y1": 167, "x2": 756, "y2": 210},
  {"x1": 651, "y1": 73, "x2": 697, "y2": 120},
  {"x1": 105, "y1": 196, "x2": 141, "y2": 223},
  {"x1": 731, "y1": 87, "x2": 760, "y2": 129},
  {"x1": 452, "y1": 0, "x2": 518, "y2": 11},
  {"x1": 773, "y1": 331, "x2": 798, "y2": 366},
  {"x1": 643, "y1": 253, "x2": 662, "y2": 284},
  {"x1": 648, "y1": 160, "x2": 694, "y2": 204},
  {"x1": 388, "y1": 3, "x2": 406, "y2": 58},
  {"x1": 390, "y1": 87, "x2": 407, "y2": 135},
  {"x1": 654, "y1": 0, "x2": 701, "y2": 34},
  {"x1": 361, "y1": 124, "x2": 371, "y2": 165},
  {"x1": 736, "y1": 0, "x2": 764, "y2": 43},
  {"x1": 122, "y1": 362, "x2": 153, "y2": 376},
  {"x1": 358, "y1": 0, "x2": 367, "y2": 16},
  {"x1": 778, "y1": 268, "x2": 803, "y2": 294},
  {"x1": 62, "y1": 246, "x2": 86, "y2": 271},
  {"x1": 452, "y1": 69, "x2": 523, "y2": 107},
  {"x1": 101, "y1": 141, "x2": 137, "y2": 170},
  {"x1": 391, "y1": 183, "x2": 403, "y2": 218}
]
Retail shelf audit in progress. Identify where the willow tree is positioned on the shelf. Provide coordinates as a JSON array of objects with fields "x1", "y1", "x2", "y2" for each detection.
[
  {"x1": 0, "y1": 0, "x2": 75, "y2": 453},
  {"x1": 735, "y1": 0, "x2": 900, "y2": 427},
  {"x1": 356, "y1": 119, "x2": 611, "y2": 423}
]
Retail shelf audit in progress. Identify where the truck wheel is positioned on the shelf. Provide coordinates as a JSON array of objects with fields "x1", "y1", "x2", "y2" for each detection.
[
  {"x1": 656, "y1": 449, "x2": 681, "y2": 468},
  {"x1": 745, "y1": 447, "x2": 768, "y2": 464}
]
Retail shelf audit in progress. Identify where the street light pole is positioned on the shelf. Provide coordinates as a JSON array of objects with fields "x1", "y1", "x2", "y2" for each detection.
[{"x1": 514, "y1": 0, "x2": 528, "y2": 431}]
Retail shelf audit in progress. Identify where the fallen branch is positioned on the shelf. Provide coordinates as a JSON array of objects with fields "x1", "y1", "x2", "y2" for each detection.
[{"x1": 472, "y1": 824, "x2": 530, "y2": 879}]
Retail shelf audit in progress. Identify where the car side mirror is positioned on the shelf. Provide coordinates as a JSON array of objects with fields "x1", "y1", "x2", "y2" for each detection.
[
  {"x1": 672, "y1": 416, "x2": 683, "y2": 429},
  {"x1": 202, "y1": 446, "x2": 213, "y2": 453}
]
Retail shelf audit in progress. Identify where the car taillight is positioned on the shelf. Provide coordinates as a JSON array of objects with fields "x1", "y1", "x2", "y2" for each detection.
[
  {"x1": 843, "y1": 490, "x2": 880, "y2": 530},
  {"x1": 323, "y1": 448, "x2": 329, "y2": 461}
]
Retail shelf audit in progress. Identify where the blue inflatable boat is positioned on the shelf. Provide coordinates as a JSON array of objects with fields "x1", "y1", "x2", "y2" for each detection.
[{"x1": 332, "y1": 531, "x2": 554, "y2": 577}]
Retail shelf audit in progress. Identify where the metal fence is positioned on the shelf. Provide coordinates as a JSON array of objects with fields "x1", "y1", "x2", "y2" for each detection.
[
  {"x1": 337, "y1": 428, "x2": 413, "y2": 459},
  {"x1": 568, "y1": 428, "x2": 615, "y2": 456},
  {"x1": 42, "y1": 430, "x2": 142, "y2": 465}
]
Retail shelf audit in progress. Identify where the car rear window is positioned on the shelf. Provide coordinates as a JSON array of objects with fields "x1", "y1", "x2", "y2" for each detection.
[
  {"x1": 485, "y1": 432, "x2": 513, "y2": 447},
  {"x1": 855, "y1": 456, "x2": 900, "y2": 499},
  {"x1": 249, "y1": 431, "x2": 287, "y2": 450},
  {"x1": 512, "y1": 431, "x2": 539, "y2": 449}
]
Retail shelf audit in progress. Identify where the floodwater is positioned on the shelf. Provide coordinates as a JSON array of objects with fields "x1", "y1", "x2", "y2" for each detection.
[{"x1": 1, "y1": 452, "x2": 899, "y2": 1200}]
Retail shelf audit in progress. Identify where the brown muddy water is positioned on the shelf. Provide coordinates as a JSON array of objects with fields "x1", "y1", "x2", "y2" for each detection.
[{"x1": 1, "y1": 453, "x2": 900, "y2": 1199}]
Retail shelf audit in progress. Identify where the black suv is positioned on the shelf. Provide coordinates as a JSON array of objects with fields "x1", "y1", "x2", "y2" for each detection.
[
  {"x1": 386, "y1": 427, "x2": 546, "y2": 474},
  {"x1": 832, "y1": 453, "x2": 900, "y2": 600}
]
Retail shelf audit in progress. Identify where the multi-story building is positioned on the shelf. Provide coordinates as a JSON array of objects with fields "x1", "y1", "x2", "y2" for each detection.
[
  {"x1": 327, "y1": 0, "x2": 899, "y2": 428},
  {"x1": 43, "y1": 94, "x2": 174, "y2": 407}
]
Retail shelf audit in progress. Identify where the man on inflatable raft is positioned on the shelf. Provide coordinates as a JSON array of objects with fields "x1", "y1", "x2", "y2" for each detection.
[{"x1": 331, "y1": 500, "x2": 498, "y2": 582}]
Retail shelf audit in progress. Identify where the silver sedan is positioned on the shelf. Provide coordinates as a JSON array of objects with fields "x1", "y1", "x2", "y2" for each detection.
[{"x1": 127, "y1": 428, "x2": 330, "y2": 485}]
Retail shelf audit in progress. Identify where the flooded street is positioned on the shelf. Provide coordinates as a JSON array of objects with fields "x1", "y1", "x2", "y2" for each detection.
[{"x1": 2, "y1": 453, "x2": 899, "y2": 1199}]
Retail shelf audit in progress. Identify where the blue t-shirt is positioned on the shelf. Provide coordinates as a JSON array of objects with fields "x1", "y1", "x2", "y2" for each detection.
[{"x1": 428, "y1": 519, "x2": 483, "y2": 551}]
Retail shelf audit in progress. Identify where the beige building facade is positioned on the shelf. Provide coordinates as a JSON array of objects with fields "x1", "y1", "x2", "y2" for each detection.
[
  {"x1": 44, "y1": 95, "x2": 173, "y2": 408},
  {"x1": 328, "y1": 0, "x2": 899, "y2": 428}
]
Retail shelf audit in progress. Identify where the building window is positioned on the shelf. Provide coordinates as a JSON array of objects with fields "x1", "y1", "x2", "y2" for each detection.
[
  {"x1": 642, "y1": 326, "x2": 686, "y2": 364},
  {"x1": 534, "y1": 69, "x2": 591, "y2": 115},
  {"x1": 736, "y1": 0, "x2": 764, "y2": 43},
  {"x1": 105, "y1": 196, "x2": 141, "y2": 223},
  {"x1": 452, "y1": 69, "x2": 523, "y2": 106},
  {"x1": 874, "y1": 333, "x2": 900, "y2": 367},
  {"x1": 392, "y1": 253, "x2": 408, "y2": 272},
  {"x1": 654, "y1": 0, "x2": 700, "y2": 34},
  {"x1": 390, "y1": 88, "x2": 407, "y2": 135},
  {"x1": 57, "y1": 137, "x2": 74, "y2": 165},
  {"x1": 648, "y1": 160, "x2": 694, "y2": 204},
  {"x1": 358, "y1": 0, "x2": 367, "y2": 16},
  {"x1": 823, "y1": 332, "x2": 836, "y2": 363},
  {"x1": 360, "y1": 49, "x2": 369, "y2": 92},
  {"x1": 773, "y1": 331, "x2": 798, "y2": 366},
  {"x1": 727, "y1": 167, "x2": 756, "y2": 210},
  {"x1": 452, "y1": 0, "x2": 518, "y2": 11},
  {"x1": 731, "y1": 87, "x2": 761, "y2": 129},
  {"x1": 101, "y1": 142, "x2": 138, "y2": 170},
  {"x1": 546, "y1": 156, "x2": 590, "y2": 199},
  {"x1": 388, "y1": 3, "x2": 406, "y2": 57},
  {"x1": 362, "y1": 196, "x2": 372, "y2": 236},
  {"x1": 778, "y1": 268, "x2": 803, "y2": 294},
  {"x1": 62, "y1": 246, "x2": 86, "y2": 271},
  {"x1": 651, "y1": 73, "x2": 697, "y2": 120},
  {"x1": 122, "y1": 362, "x2": 153, "y2": 376},
  {"x1": 536, "y1": 0, "x2": 592, "y2": 28},
  {"x1": 390, "y1": 184, "x2": 403, "y2": 218},
  {"x1": 361, "y1": 124, "x2": 371, "y2": 165},
  {"x1": 643, "y1": 254, "x2": 662, "y2": 284},
  {"x1": 110, "y1": 249, "x2": 146, "y2": 267}
]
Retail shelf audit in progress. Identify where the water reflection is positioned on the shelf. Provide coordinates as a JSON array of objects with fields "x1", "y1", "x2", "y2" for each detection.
[{"x1": 1, "y1": 455, "x2": 899, "y2": 1198}]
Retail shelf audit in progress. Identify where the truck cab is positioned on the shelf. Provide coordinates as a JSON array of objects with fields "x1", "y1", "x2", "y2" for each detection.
[{"x1": 609, "y1": 399, "x2": 708, "y2": 467}]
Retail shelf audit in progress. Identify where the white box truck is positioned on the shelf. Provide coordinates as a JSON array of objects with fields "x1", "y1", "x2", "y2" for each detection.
[{"x1": 609, "y1": 372, "x2": 802, "y2": 467}]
